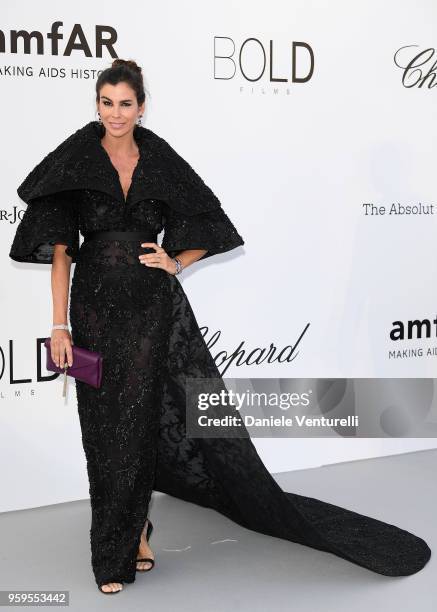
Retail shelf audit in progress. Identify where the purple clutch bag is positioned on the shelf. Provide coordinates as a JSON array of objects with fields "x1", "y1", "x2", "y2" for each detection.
[{"x1": 44, "y1": 337, "x2": 103, "y2": 396}]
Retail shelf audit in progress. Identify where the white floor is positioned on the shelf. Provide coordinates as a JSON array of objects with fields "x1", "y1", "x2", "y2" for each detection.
[{"x1": 1, "y1": 449, "x2": 435, "y2": 612}]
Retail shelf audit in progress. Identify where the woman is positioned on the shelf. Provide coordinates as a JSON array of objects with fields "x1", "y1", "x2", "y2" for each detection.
[{"x1": 9, "y1": 59, "x2": 431, "y2": 594}]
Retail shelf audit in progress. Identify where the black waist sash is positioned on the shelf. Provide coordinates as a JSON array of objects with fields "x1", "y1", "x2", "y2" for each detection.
[{"x1": 83, "y1": 231, "x2": 158, "y2": 243}]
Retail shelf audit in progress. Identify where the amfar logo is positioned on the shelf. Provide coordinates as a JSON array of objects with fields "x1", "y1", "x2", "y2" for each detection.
[
  {"x1": 0, "y1": 21, "x2": 118, "y2": 57},
  {"x1": 394, "y1": 45, "x2": 436, "y2": 88},
  {"x1": 390, "y1": 316, "x2": 437, "y2": 341},
  {"x1": 214, "y1": 36, "x2": 314, "y2": 88}
]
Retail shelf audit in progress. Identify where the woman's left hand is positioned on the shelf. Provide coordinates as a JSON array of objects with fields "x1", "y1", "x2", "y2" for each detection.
[{"x1": 138, "y1": 242, "x2": 177, "y2": 274}]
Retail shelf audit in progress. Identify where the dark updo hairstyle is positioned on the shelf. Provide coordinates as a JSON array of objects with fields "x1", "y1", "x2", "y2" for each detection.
[{"x1": 95, "y1": 58, "x2": 149, "y2": 107}]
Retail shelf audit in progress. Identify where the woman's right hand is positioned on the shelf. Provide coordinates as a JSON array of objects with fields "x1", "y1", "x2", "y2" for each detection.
[{"x1": 51, "y1": 329, "x2": 74, "y2": 368}]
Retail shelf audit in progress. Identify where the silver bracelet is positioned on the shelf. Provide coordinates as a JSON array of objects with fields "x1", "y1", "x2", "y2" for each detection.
[
  {"x1": 173, "y1": 257, "x2": 183, "y2": 275},
  {"x1": 52, "y1": 324, "x2": 70, "y2": 331}
]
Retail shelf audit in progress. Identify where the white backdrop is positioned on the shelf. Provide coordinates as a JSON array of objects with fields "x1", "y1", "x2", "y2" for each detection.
[{"x1": 2, "y1": 0, "x2": 437, "y2": 512}]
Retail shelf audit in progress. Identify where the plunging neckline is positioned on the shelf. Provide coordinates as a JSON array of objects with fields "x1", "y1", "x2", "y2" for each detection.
[{"x1": 98, "y1": 136, "x2": 142, "y2": 204}]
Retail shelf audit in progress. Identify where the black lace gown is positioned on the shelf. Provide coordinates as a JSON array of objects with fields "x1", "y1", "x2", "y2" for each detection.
[{"x1": 9, "y1": 121, "x2": 431, "y2": 587}]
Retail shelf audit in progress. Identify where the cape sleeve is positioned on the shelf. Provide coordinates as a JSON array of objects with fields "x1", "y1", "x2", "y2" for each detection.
[
  {"x1": 155, "y1": 134, "x2": 245, "y2": 261},
  {"x1": 161, "y1": 203, "x2": 245, "y2": 261},
  {"x1": 9, "y1": 191, "x2": 80, "y2": 264}
]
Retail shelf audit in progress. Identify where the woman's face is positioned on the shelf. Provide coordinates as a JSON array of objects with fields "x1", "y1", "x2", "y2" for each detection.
[{"x1": 96, "y1": 81, "x2": 145, "y2": 138}]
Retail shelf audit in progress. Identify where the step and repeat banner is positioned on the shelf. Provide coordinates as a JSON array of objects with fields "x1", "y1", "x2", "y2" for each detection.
[{"x1": 2, "y1": 1, "x2": 437, "y2": 511}]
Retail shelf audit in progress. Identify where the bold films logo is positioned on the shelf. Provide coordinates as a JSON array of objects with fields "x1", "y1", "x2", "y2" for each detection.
[{"x1": 213, "y1": 36, "x2": 315, "y2": 95}]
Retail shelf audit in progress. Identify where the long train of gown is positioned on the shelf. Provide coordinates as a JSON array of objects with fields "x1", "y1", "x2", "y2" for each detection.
[{"x1": 155, "y1": 274, "x2": 431, "y2": 580}]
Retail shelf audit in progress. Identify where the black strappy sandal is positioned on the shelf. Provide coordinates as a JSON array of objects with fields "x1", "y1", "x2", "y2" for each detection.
[{"x1": 136, "y1": 518, "x2": 155, "y2": 572}]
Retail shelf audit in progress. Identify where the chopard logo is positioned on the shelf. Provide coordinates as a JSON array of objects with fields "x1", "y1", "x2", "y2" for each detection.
[
  {"x1": 213, "y1": 36, "x2": 314, "y2": 87},
  {"x1": 0, "y1": 21, "x2": 118, "y2": 57},
  {"x1": 202, "y1": 324, "x2": 310, "y2": 376},
  {"x1": 394, "y1": 45, "x2": 437, "y2": 88}
]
